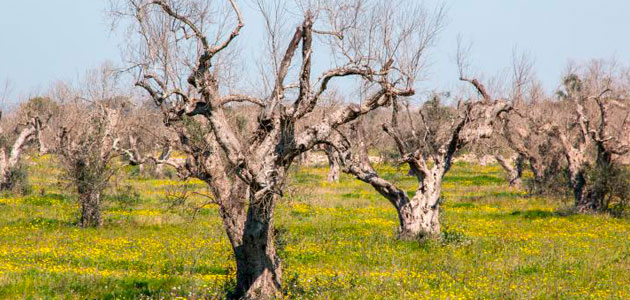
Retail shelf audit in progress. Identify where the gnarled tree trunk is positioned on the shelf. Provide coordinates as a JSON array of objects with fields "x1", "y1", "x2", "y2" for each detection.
[
  {"x1": 232, "y1": 202, "x2": 281, "y2": 299},
  {"x1": 495, "y1": 154, "x2": 524, "y2": 187},
  {"x1": 397, "y1": 191, "x2": 441, "y2": 239},
  {"x1": 346, "y1": 159, "x2": 444, "y2": 240},
  {"x1": 217, "y1": 184, "x2": 281, "y2": 300}
]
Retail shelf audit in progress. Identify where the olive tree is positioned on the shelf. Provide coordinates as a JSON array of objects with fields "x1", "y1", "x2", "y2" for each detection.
[
  {"x1": 0, "y1": 97, "x2": 53, "y2": 192},
  {"x1": 41, "y1": 66, "x2": 133, "y2": 227},
  {"x1": 549, "y1": 62, "x2": 630, "y2": 212},
  {"x1": 111, "y1": 0, "x2": 443, "y2": 297},
  {"x1": 327, "y1": 87, "x2": 511, "y2": 239}
]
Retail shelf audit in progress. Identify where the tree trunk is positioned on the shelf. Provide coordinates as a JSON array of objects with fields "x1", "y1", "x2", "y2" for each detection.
[
  {"x1": 78, "y1": 187, "x2": 102, "y2": 227},
  {"x1": 229, "y1": 193, "x2": 281, "y2": 300},
  {"x1": 569, "y1": 167, "x2": 603, "y2": 213},
  {"x1": 372, "y1": 182, "x2": 441, "y2": 240},
  {"x1": 0, "y1": 166, "x2": 14, "y2": 190},
  {"x1": 496, "y1": 154, "x2": 524, "y2": 188},
  {"x1": 397, "y1": 190, "x2": 441, "y2": 239},
  {"x1": 324, "y1": 146, "x2": 340, "y2": 182}
]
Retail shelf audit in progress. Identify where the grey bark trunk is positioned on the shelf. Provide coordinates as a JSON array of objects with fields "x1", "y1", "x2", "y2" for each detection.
[
  {"x1": 226, "y1": 192, "x2": 281, "y2": 300},
  {"x1": 496, "y1": 154, "x2": 524, "y2": 187},
  {"x1": 78, "y1": 187, "x2": 103, "y2": 227},
  {"x1": 371, "y1": 181, "x2": 441, "y2": 240},
  {"x1": 324, "y1": 146, "x2": 340, "y2": 182},
  {"x1": 397, "y1": 193, "x2": 440, "y2": 239}
]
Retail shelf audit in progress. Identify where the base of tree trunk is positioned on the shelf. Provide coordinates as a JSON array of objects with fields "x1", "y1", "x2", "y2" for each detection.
[
  {"x1": 231, "y1": 265, "x2": 281, "y2": 300},
  {"x1": 508, "y1": 177, "x2": 522, "y2": 188},
  {"x1": 327, "y1": 168, "x2": 340, "y2": 182},
  {"x1": 575, "y1": 194, "x2": 603, "y2": 214},
  {"x1": 397, "y1": 203, "x2": 440, "y2": 240},
  {"x1": 229, "y1": 209, "x2": 282, "y2": 300}
]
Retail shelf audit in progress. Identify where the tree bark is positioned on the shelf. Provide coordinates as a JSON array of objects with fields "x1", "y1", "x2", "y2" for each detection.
[
  {"x1": 397, "y1": 192, "x2": 441, "y2": 239},
  {"x1": 229, "y1": 193, "x2": 281, "y2": 300},
  {"x1": 323, "y1": 145, "x2": 340, "y2": 182},
  {"x1": 78, "y1": 186, "x2": 103, "y2": 227},
  {"x1": 351, "y1": 164, "x2": 442, "y2": 240},
  {"x1": 571, "y1": 170, "x2": 603, "y2": 213},
  {"x1": 496, "y1": 154, "x2": 524, "y2": 188}
]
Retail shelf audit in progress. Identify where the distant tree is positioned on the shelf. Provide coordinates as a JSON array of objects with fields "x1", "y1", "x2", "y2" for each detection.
[
  {"x1": 41, "y1": 66, "x2": 134, "y2": 227},
  {"x1": 54, "y1": 104, "x2": 121, "y2": 227},
  {"x1": 550, "y1": 62, "x2": 630, "y2": 212},
  {"x1": 0, "y1": 97, "x2": 54, "y2": 192},
  {"x1": 328, "y1": 88, "x2": 511, "y2": 239}
]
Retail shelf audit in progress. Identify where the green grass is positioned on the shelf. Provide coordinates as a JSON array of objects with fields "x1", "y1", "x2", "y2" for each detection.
[{"x1": 0, "y1": 155, "x2": 629, "y2": 299}]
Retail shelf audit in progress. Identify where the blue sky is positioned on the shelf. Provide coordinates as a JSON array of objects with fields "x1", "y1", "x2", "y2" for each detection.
[{"x1": 1, "y1": 0, "x2": 629, "y2": 105}]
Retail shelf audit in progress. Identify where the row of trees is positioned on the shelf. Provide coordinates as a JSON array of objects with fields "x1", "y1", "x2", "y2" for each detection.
[{"x1": 1, "y1": 0, "x2": 629, "y2": 298}]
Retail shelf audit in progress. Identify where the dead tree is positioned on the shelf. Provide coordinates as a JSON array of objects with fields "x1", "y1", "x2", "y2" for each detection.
[
  {"x1": 0, "y1": 96, "x2": 54, "y2": 191},
  {"x1": 39, "y1": 65, "x2": 135, "y2": 227},
  {"x1": 328, "y1": 89, "x2": 511, "y2": 239},
  {"x1": 112, "y1": 0, "x2": 443, "y2": 297},
  {"x1": 499, "y1": 105, "x2": 564, "y2": 191},
  {"x1": 49, "y1": 104, "x2": 121, "y2": 227},
  {"x1": 0, "y1": 114, "x2": 43, "y2": 190},
  {"x1": 551, "y1": 68, "x2": 630, "y2": 212}
]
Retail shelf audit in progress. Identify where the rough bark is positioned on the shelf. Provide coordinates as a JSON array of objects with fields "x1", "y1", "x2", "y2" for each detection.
[
  {"x1": 397, "y1": 185, "x2": 441, "y2": 239},
  {"x1": 351, "y1": 164, "x2": 443, "y2": 239},
  {"x1": 78, "y1": 186, "x2": 103, "y2": 228},
  {"x1": 495, "y1": 154, "x2": 524, "y2": 187},
  {"x1": 231, "y1": 195, "x2": 281, "y2": 299},
  {"x1": 323, "y1": 145, "x2": 340, "y2": 182}
]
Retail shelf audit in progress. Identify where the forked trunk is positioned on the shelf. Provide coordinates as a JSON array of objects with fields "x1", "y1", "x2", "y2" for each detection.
[
  {"x1": 228, "y1": 193, "x2": 281, "y2": 300},
  {"x1": 78, "y1": 187, "x2": 102, "y2": 227},
  {"x1": 375, "y1": 183, "x2": 441, "y2": 240}
]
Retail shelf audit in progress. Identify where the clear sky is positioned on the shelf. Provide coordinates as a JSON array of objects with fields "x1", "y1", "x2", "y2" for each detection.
[{"x1": 1, "y1": 0, "x2": 629, "y2": 105}]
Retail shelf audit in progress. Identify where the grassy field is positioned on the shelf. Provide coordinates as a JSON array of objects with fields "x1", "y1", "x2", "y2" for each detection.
[{"x1": 0, "y1": 156, "x2": 629, "y2": 299}]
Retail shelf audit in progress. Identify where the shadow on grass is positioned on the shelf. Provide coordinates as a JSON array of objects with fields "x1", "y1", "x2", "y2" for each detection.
[
  {"x1": 8, "y1": 217, "x2": 74, "y2": 228},
  {"x1": 444, "y1": 175, "x2": 504, "y2": 185},
  {"x1": 508, "y1": 208, "x2": 575, "y2": 219}
]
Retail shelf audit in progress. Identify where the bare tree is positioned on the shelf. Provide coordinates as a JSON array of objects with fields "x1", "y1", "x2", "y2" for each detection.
[
  {"x1": 499, "y1": 99, "x2": 564, "y2": 192},
  {"x1": 0, "y1": 97, "x2": 52, "y2": 191},
  {"x1": 0, "y1": 115, "x2": 42, "y2": 191},
  {"x1": 328, "y1": 80, "x2": 511, "y2": 238},
  {"x1": 54, "y1": 104, "x2": 121, "y2": 227},
  {"x1": 111, "y1": 0, "x2": 443, "y2": 297},
  {"x1": 40, "y1": 65, "x2": 134, "y2": 227},
  {"x1": 550, "y1": 62, "x2": 630, "y2": 212}
]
